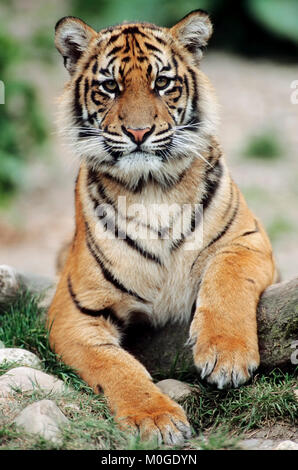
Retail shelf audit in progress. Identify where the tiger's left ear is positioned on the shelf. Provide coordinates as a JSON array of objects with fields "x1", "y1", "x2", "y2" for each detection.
[
  {"x1": 171, "y1": 10, "x2": 213, "y2": 61},
  {"x1": 55, "y1": 16, "x2": 97, "y2": 75}
]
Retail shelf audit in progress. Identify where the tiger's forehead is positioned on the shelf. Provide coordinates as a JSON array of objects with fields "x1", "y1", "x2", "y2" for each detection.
[{"x1": 87, "y1": 23, "x2": 176, "y2": 80}]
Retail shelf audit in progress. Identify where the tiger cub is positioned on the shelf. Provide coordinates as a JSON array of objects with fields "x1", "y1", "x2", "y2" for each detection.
[{"x1": 48, "y1": 10, "x2": 277, "y2": 444}]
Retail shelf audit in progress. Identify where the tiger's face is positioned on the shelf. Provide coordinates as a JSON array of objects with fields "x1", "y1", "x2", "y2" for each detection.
[{"x1": 56, "y1": 11, "x2": 218, "y2": 188}]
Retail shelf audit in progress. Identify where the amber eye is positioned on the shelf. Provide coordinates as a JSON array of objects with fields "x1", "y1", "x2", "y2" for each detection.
[
  {"x1": 102, "y1": 80, "x2": 118, "y2": 93},
  {"x1": 155, "y1": 76, "x2": 171, "y2": 90}
]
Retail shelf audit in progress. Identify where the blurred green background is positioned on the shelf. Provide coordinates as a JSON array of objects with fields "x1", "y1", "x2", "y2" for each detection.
[{"x1": 0, "y1": 0, "x2": 297, "y2": 280}]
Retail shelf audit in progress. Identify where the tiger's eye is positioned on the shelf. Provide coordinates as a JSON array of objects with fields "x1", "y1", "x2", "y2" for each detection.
[
  {"x1": 102, "y1": 80, "x2": 118, "y2": 93},
  {"x1": 155, "y1": 76, "x2": 170, "y2": 90}
]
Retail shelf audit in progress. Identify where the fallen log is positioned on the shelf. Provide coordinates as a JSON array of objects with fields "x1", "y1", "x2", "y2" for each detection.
[{"x1": 0, "y1": 265, "x2": 297, "y2": 375}]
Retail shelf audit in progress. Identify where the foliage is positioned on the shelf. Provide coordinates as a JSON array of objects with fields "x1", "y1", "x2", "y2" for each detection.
[
  {"x1": 247, "y1": 0, "x2": 298, "y2": 44},
  {"x1": 0, "y1": 30, "x2": 47, "y2": 205},
  {"x1": 243, "y1": 130, "x2": 283, "y2": 160}
]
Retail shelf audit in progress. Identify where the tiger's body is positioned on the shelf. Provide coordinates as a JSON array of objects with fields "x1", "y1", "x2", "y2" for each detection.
[{"x1": 48, "y1": 11, "x2": 277, "y2": 444}]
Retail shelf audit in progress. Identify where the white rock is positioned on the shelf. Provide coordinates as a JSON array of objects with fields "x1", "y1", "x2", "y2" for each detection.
[
  {"x1": 274, "y1": 440, "x2": 298, "y2": 450},
  {"x1": 0, "y1": 348, "x2": 42, "y2": 369},
  {"x1": 239, "y1": 439, "x2": 275, "y2": 450},
  {"x1": 0, "y1": 366, "x2": 66, "y2": 397},
  {"x1": 156, "y1": 379, "x2": 192, "y2": 401},
  {"x1": 14, "y1": 399, "x2": 69, "y2": 444},
  {"x1": 0, "y1": 341, "x2": 5, "y2": 349},
  {"x1": 0, "y1": 265, "x2": 19, "y2": 295}
]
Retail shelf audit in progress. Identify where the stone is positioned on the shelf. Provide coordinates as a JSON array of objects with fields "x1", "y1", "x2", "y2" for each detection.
[
  {"x1": 0, "y1": 265, "x2": 19, "y2": 297},
  {"x1": 274, "y1": 440, "x2": 298, "y2": 450},
  {"x1": 238, "y1": 439, "x2": 275, "y2": 450},
  {"x1": 294, "y1": 389, "x2": 298, "y2": 401},
  {"x1": 14, "y1": 399, "x2": 69, "y2": 444},
  {"x1": 156, "y1": 379, "x2": 192, "y2": 401},
  {"x1": 0, "y1": 366, "x2": 66, "y2": 397},
  {"x1": 0, "y1": 348, "x2": 42, "y2": 370},
  {"x1": 0, "y1": 341, "x2": 5, "y2": 348}
]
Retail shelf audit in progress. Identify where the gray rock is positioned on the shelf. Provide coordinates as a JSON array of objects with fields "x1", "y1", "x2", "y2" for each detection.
[
  {"x1": 156, "y1": 379, "x2": 192, "y2": 401},
  {"x1": 274, "y1": 440, "x2": 298, "y2": 450},
  {"x1": 14, "y1": 399, "x2": 69, "y2": 444},
  {"x1": 0, "y1": 366, "x2": 66, "y2": 397},
  {"x1": 0, "y1": 341, "x2": 5, "y2": 349},
  {"x1": 238, "y1": 439, "x2": 275, "y2": 450},
  {"x1": 0, "y1": 348, "x2": 42, "y2": 370}
]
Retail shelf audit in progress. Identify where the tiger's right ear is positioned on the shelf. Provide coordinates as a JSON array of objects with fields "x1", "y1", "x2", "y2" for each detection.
[{"x1": 55, "y1": 16, "x2": 96, "y2": 75}]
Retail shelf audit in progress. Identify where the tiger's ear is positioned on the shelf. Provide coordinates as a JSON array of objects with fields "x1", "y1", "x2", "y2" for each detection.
[
  {"x1": 171, "y1": 10, "x2": 212, "y2": 62},
  {"x1": 55, "y1": 16, "x2": 97, "y2": 75}
]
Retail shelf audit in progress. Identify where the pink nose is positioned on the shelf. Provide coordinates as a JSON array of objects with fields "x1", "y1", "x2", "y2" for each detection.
[{"x1": 125, "y1": 127, "x2": 151, "y2": 143}]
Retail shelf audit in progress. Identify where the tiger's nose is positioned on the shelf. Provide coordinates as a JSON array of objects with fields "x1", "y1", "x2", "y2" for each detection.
[{"x1": 122, "y1": 126, "x2": 152, "y2": 144}]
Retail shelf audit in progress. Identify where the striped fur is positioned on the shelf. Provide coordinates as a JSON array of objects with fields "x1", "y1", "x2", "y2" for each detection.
[{"x1": 48, "y1": 11, "x2": 277, "y2": 444}]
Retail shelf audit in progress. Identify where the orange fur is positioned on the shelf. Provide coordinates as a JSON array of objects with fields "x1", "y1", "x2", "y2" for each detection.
[{"x1": 48, "y1": 11, "x2": 276, "y2": 444}]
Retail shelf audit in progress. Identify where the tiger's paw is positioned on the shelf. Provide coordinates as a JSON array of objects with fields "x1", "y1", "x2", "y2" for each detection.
[
  {"x1": 116, "y1": 394, "x2": 192, "y2": 445},
  {"x1": 190, "y1": 332, "x2": 260, "y2": 389}
]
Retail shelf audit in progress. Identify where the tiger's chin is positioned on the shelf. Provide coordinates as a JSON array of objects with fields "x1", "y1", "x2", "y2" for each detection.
[
  {"x1": 87, "y1": 149, "x2": 194, "y2": 191},
  {"x1": 115, "y1": 151, "x2": 163, "y2": 173}
]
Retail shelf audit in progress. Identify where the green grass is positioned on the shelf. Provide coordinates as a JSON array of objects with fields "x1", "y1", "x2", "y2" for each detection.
[{"x1": 0, "y1": 291, "x2": 297, "y2": 450}]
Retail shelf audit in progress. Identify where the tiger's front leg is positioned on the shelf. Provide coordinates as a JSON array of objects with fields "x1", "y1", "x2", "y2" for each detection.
[
  {"x1": 48, "y1": 275, "x2": 191, "y2": 445},
  {"x1": 189, "y1": 234, "x2": 276, "y2": 389}
]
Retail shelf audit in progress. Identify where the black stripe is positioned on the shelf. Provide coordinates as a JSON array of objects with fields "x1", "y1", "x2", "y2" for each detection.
[
  {"x1": 187, "y1": 67, "x2": 199, "y2": 117},
  {"x1": 99, "y1": 67, "x2": 111, "y2": 77},
  {"x1": 171, "y1": 204, "x2": 203, "y2": 252},
  {"x1": 73, "y1": 75, "x2": 83, "y2": 125},
  {"x1": 87, "y1": 176, "x2": 163, "y2": 265},
  {"x1": 84, "y1": 77, "x2": 90, "y2": 114},
  {"x1": 205, "y1": 189, "x2": 240, "y2": 250},
  {"x1": 107, "y1": 46, "x2": 122, "y2": 57},
  {"x1": 85, "y1": 221, "x2": 147, "y2": 303},
  {"x1": 181, "y1": 75, "x2": 189, "y2": 123},
  {"x1": 146, "y1": 64, "x2": 152, "y2": 78},
  {"x1": 90, "y1": 90, "x2": 103, "y2": 106},
  {"x1": 145, "y1": 42, "x2": 162, "y2": 53},
  {"x1": 67, "y1": 276, "x2": 124, "y2": 328},
  {"x1": 154, "y1": 36, "x2": 167, "y2": 46},
  {"x1": 92, "y1": 59, "x2": 98, "y2": 74},
  {"x1": 201, "y1": 160, "x2": 223, "y2": 210},
  {"x1": 190, "y1": 189, "x2": 240, "y2": 273},
  {"x1": 107, "y1": 33, "x2": 121, "y2": 44},
  {"x1": 122, "y1": 26, "x2": 148, "y2": 38},
  {"x1": 106, "y1": 56, "x2": 117, "y2": 68},
  {"x1": 101, "y1": 170, "x2": 179, "y2": 193},
  {"x1": 240, "y1": 220, "x2": 260, "y2": 237}
]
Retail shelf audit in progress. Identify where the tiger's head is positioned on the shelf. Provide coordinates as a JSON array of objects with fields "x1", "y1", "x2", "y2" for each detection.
[{"x1": 55, "y1": 10, "x2": 219, "y2": 189}]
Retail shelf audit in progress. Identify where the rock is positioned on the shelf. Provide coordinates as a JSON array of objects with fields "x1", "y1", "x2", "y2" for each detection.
[
  {"x1": 0, "y1": 366, "x2": 66, "y2": 397},
  {"x1": 156, "y1": 379, "x2": 192, "y2": 401},
  {"x1": 0, "y1": 341, "x2": 5, "y2": 348},
  {"x1": 0, "y1": 265, "x2": 19, "y2": 298},
  {"x1": 294, "y1": 389, "x2": 298, "y2": 402},
  {"x1": 238, "y1": 439, "x2": 275, "y2": 450},
  {"x1": 123, "y1": 277, "x2": 298, "y2": 375},
  {"x1": 274, "y1": 440, "x2": 298, "y2": 450},
  {"x1": 0, "y1": 264, "x2": 55, "y2": 309},
  {"x1": 14, "y1": 399, "x2": 69, "y2": 444},
  {"x1": 0, "y1": 348, "x2": 42, "y2": 370}
]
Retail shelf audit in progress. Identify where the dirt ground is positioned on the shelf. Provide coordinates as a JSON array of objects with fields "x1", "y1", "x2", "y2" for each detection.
[{"x1": 0, "y1": 51, "x2": 297, "y2": 280}]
